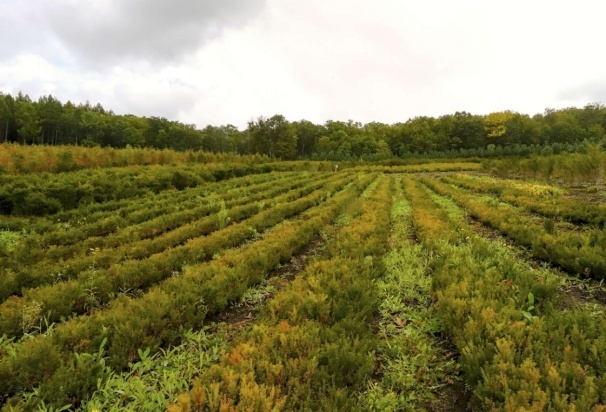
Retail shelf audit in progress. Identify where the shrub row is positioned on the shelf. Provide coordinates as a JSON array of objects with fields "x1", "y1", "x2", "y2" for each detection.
[
  {"x1": 406, "y1": 178, "x2": 606, "y2": 410},
  {"x1": 0, "y1": 173, "x2": 337, "y2": 304},
  {"x1": 0, "y1": 173, "x2": 377, "y2": 410},
  {"x1": 33, "y1": 173, "x2": 337, "y2": 276},
  {"x1": 400, "y1": 176, "x2": 465, "y2": 243},
  {"x1": 36, "y1": 171, "x2": 300, "y2": 246},
  {"x1": 0, "y1": 172, "x2": 297, "y2": 285},
  {"x1": 0, "y1": 173, "x2": 354, "y2": 338},
  {"x1": 423, "y1": 177, "x2": 606, "y2": 279},
  {"x1": 0, "y1": 216, "x2": 32, "y2": 234},
  {"x1": 445, "y1": 174, "x2": 606, "y2": 227},
  {"x1": 352, "y1": 162, "x2": 481, "y2": 174},
  {"x1": 447, "y1": 173, "x2": 564, "y2": 197},
  {"x1": 0, "y1": 171, "x2": 299, "y2": 242},
  {"x1": 2, "y1": 172, "x2": 313, "y2": 269},
  {"x1": 0, "y1": 162, "x2": 300, "y2": 216},
  {"x1": 0, "y1": 171, "x2": 299, "y2": 249},
  {"x1": 483, "y1": 149, "x2": 605, "y2": 185},
  {"x1": 0, "y1": 176, "x2": 332, "y2": 306},
  {"x1": 0, "y1": 143, "x2": 276, "y2": 175},
  {"x1": 170, "y1": 177, "x2": 393, "y2": 411}
]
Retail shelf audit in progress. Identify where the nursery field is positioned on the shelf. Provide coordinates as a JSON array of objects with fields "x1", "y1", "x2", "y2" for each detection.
[{"x1": 1, "y1": 159, "x2": 606, "y2": 411}]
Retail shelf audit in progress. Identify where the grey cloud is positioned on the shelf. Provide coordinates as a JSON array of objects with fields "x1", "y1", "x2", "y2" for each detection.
[
  {"x1": 0, "y1": 2, "x2": 51, "y2": 60},
  {"x1": 42, "y1": 0, "x2": 267, "y2": 66},
  {"x1": 559, "y1": 81, "x2": 606, "y2": 104}
]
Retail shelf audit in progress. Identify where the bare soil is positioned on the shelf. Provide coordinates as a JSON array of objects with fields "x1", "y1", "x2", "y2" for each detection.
[{"x1": 429, "y1": 379, "x2": 473, "y2": 412}]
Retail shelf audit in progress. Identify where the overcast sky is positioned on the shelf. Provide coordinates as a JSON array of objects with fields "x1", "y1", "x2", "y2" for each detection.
[{"x1": 0, "y1": 0, "x2": 604, "y2": 128}]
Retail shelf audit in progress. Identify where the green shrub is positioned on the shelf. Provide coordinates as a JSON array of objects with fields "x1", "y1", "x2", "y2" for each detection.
[
  {"x1": 24, "y1": 193, "x2": 62, "y2": 216},
  {"x1": 0, "y1": 194, "x2": 13, "y2": 215},
  {"x1": 55, "y1": 150, "x2": 78, "y2": 173}
]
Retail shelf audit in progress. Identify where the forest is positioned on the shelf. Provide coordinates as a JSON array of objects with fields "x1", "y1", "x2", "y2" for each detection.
[{"x1": 1, "y1": 92, "x2": 605, "y2": 159}]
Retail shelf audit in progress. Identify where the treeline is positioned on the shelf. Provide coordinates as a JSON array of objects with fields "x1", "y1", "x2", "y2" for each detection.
[{"x1": 1, "y1": 91, "x2": 605, "y2": 159}]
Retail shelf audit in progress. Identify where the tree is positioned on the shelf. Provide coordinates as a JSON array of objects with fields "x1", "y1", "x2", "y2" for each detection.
[
  {"x1": 504, "y1": 113, "x2": 541, "y2": 146},
  {"x1": 222, "y1": 124, "x2": 247, "y2": 154},
  {"x1": 315, "y1": 136, "x2": 335, "y2": 154},
  {"x1": 167, "y1": 123, "x2": 202, "y2": 150},
  {"x1": 579, "y1": 103, "x2": 605, "y2": 130},
  {"x1": 59, "y1": 101, "x2": 82, "y2": 145},
  {"x1": 485, "y1": 111, "x2": 516, "y2": 139},
  {"x1": 406, "y1": 117, "x2": 438, "y2": 153},
  {"x1": 275, "y1": 120, "x2": 297, "y2": 159},
  {"x1": 145, "y1": 117, "x2": 170, "y2": 148},
  {"x1": 375, "y1": 139, "x2": 392, "y2": 156},
  {"x1": 452, "y1": 112, "x2": 486, "y2": 150},
  {"x1": 109, "y1": 116, "x2": 146, "y2": 147},
  {"x1": 121, "y1": 115, "x2": 148, "y2": 147},
  {"x1": 15, "y1": 94, "x2": 41, "y2": 145},
  {"x1": 545, "y1": 110, "x2": 585, "y2": 144},
  {"x1": 248, "y1": 115, "x2": 297, "y2": 159},
  {"x1": 294, "y1": 120, "x2": 322, "y2": 157},
  {"x1": 79, "y1": 110, "x2": 108, "y2": 146},
  {"x1": 201, "y1": 124, "x2": 244, "y2": 153},
  {"x1": 37, "y1": 95, "x2": 63, "y2": 145},
  {"x1": 0, "y1": 94, "x2": 11, "y2": 142}
]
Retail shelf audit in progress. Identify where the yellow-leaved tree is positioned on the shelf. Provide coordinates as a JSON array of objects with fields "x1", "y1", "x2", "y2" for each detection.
[{"x1": 485, "y1": 111, "x2": 516, "y2": 138}]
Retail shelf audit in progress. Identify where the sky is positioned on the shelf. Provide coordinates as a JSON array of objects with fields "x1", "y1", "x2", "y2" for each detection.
[{"x1": 0, "y1": 0, "x2": 604, "y2": 129}]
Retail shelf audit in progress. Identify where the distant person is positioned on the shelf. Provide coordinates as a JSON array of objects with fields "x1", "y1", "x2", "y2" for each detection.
[{"x1": 333, "y1": 164, "x2": 339, "y2": 172}]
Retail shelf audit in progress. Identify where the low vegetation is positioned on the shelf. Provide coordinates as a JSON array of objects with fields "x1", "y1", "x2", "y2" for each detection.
[{"x1": 0, "y1": 144, "x2": 605, "y2": 411}]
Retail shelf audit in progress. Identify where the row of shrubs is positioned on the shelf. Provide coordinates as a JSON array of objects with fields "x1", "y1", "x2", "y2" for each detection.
[
  {"x1": 483, "y1": 146, "x2": 605, "y2": 185},
  {"x1": 0, "y1": 143, "x2": 282, "y2": 175},
  {"x1": 352, "y1": 162, "x2": 481, "y2": 174},
  {"x1": 1, "y1": 143, "x2": 344, "y2": 176},
  {"x1": 0, "y1": 173, "x2": 336, "y2": 307},
  {"x1": 0, "y1": 175, "x2": 210, "y2": 234},
  {"x1": 170, "y1": 176, "x2": 393, "y2": 411},
  {"x1": 44, "y1": 171, "x2": 291, "y2": 228},
  {"x1": 0, "y1": 172, "x2": 302, "y2": 298},
  {"x1": 445, "y1": 174, "x2": 606, "y2": 227},
  {"x1": 36, "y1": 171, "x2": 300, "y2": 246},
  {"x1": 423, "y1": 177, "x2": 606, "y2": 279},
  {"x1": 0, "y1": 173, "x2": 354, "y2": 338},
  {"x1": 0, "y1": 162, "x2": 307, "y2": 216},
  {"x1": 0, "y1": 172, "x2": 377, "y2": 409},
  {"x1": 1, "y1": 172, "x2": 316, "y2": 273},
  {"x1": 403, "y1": 177, "x2": 606, "y2": 410},
  {"x1": 48, "y1": 164, "x2": 331, "y2": 225}
]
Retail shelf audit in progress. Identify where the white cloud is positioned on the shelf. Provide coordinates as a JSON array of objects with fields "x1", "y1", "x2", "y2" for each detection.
[{"x1": 0, "y1": 54, "x2": 65, "y2": 96}]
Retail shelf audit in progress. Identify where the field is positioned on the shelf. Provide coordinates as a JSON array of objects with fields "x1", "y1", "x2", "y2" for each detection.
[{"x1": 1, "y1": 154, "x2": 606, "y2": 411}]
